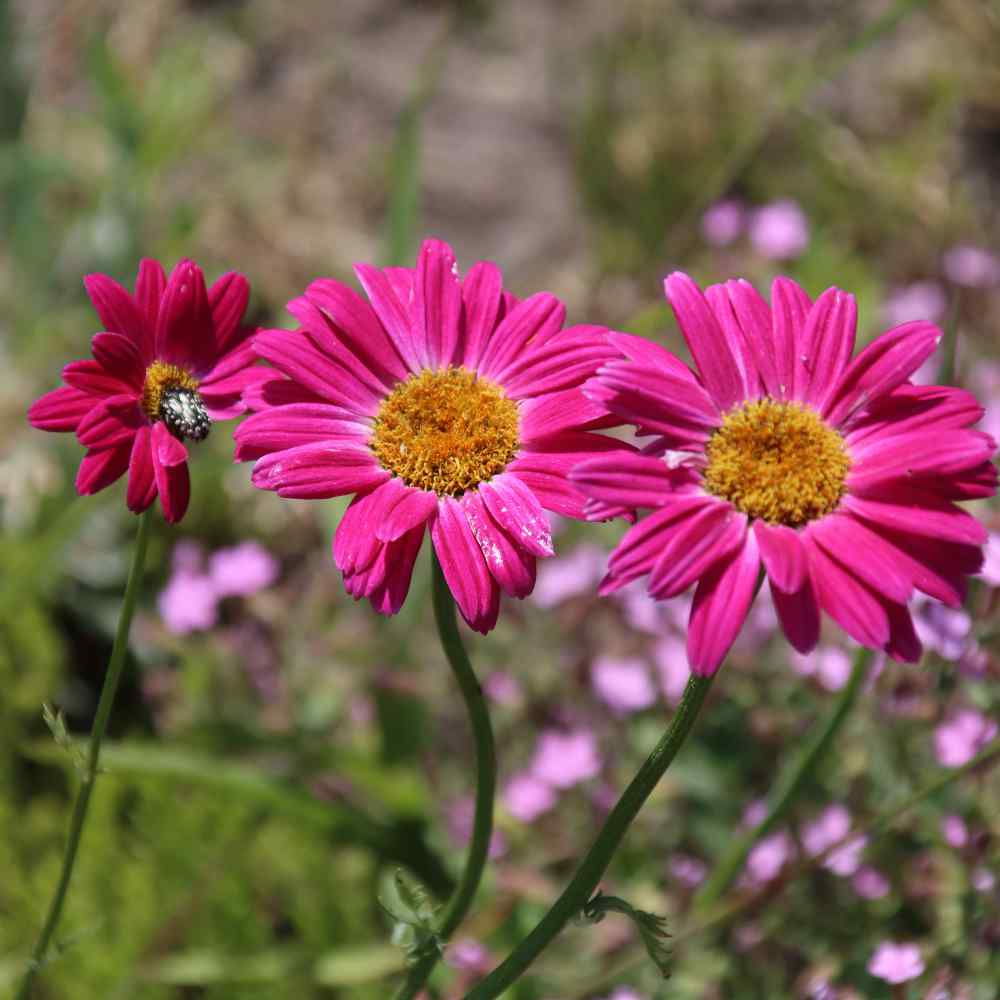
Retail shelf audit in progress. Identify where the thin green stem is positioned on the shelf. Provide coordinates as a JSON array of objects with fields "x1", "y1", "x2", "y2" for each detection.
[
  {"x1": 463, "y1": 673, "x2": 716, "y2": 1000},
  {"x1": 17, "y1": 507, "x2": 153, "y2": 998},
  {"x1": 693, "y1": 645, "x2": 872, "y2": 912},
  {"x1": 392, "y1": 554, "x2": 497, "y2": 1000}
]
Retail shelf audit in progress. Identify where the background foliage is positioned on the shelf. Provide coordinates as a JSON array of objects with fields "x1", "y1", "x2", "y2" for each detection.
[{"x1": 1, "y1": 1, "x2": 999, "y2": 997}]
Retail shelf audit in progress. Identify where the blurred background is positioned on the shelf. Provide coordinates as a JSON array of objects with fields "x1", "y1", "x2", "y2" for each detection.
[{"x1": 2, "y1": 0, "x2": 999, "y2": 997}]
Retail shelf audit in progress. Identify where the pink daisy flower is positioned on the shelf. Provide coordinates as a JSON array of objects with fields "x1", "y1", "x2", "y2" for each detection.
[
  {"x1": 573, "y1": 272, "x2": 997, "y2": 675},
  {"x1": 28, "y1": 259, "x2": 262, "y2": 523},
  {"x1": 234, "y1": 237, "x2": 623, "y2": 632}
]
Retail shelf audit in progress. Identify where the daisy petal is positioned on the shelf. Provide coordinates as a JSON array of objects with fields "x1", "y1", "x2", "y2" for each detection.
[
  {"x1": 76, "y1": 394, "x2": 142, "y2": 449},
  {"x1": 90, "y1": 333, "x2": 144, "y2": 389},
  {"x1": 151, "y1": 421, "x2": 190, "y2": 524},
  {"x1": 27, "y1": 386, "x2": 94, "y2": 432},
  {"x1": 354, "y1": 262, "x2": 424, "y2": 372},
  {"x1": 800, "y1": 287, "x2": 857, "y2": 407},
  {"x1": 754, "y1": 520, "x2": 807, "y2": 593},
  {"x1": 570, "y1": 451, "x2": 678, "y2": 510},
  {"x1": 126, "y1": 425, "x2": 156, "y2": 513},
  {"x1": 134, "y1": 258, "x2": 167, "y2": 348},
  {"x1": 233, "y1": 403, "x2": 369, "y2": 461},
  {"x1": 478, "y1": 293, "x2": 565, "y2": 381},
  {"x1": 687, "y1": 528, "x2": 760, "y2": 676},
  {"x1": 75, "y1": 443, "x2": 131, "y2": 496},
  {"x1": 462, "y1": 491, "x2": 536, "y2": 598},
  {"x1": 84, "y1": 273, "x2": 146, "y2": 346},
  {"x1": 479, "y1": 473, "x2": 554, "y2": 557},
  {"x1": 648, "y1": 507, "x2": 747, "y2": 600},
  {"x1": 208, "y1": 272, "x2": 251, "y2": 354},
  {"x1": 251, "y1": 443, "x2": 389, "y2": 499},
  {"x1": 156, "y1": 259, "x2": 216, "y2": 374},
  {"x1": 771, "y1": 577, "x2": 821, "y2": 654},
  {"x1": 415, "y1": 238, "x2": 463, "y2": 369},
  {"x1": 844, "y1": 491, "x2": 987, "y2": 546},
  {"x1": 885, "y1": 602, "x2": 922, "y2": 663},
  {"x1": 770, "y1": 276, "x2": 812, "y2": 400}
]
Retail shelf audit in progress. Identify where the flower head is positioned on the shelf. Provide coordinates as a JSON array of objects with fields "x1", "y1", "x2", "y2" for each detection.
[
  {"x1": 934, "y1": 709, "x2": 998, "y2": 767},
  {"x1": 748, "y1": 200, "x2": 809, "y2": 259},
  {"x1": 236, "y1": 238, "x2": 623, "y2": 632},
  {"x1": 28, "y1": 259, "x2": 261, "y2": 523},
  {"x1": 868, "y1": 941, "x2": 924, "y2": 984},
  {"x1": 574, "y1": 272, "x2": 997, "y2": 674}
]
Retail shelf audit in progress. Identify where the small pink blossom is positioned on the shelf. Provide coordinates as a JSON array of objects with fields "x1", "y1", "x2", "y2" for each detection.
[
  {"x1": 531, "y1": 544, "x2": 606, "y2": 608},
  {"x1": 745, "y1": 831, "x2": 794, "y2": 884},
  {"x1": 742, "y1": 798, "x2": 768, "y2": 828},
  {"x1": 530, "y1": 729, "x2": 602, "y2": 789},
  {"x1": 669, "y1": 853, "x2": 707, "y2": 888},
  {"x1": 914, "y1": 601, "x2": 972, "y2": 660},
  {"x1": 825, "y1": 834, "x2": 866, "y2": 877},
  {"x1": 158, "y1": 569, "x2": 218, "y2": 634},
  {"x1": 852, "y1": 865, "x2": 890, "y2": 899},
  {"x1": 868, "y1": 941, "x2": 924, "y2": 984},
  {"x1": 934, "y1": 709, "x2": 998, "y2": 767},
  {"x1": 483, "y1": 671, "x2": 523, "y2": 706},
  {"x1": 602, "y1": 990, "x2": 645, "y2": 1000},
  {"x1": 941, "y1": 814, "x2": 969, "y2": 849},
  {"x1": 503, "y1": 772, "x2": 557, "y2": 822},
  {"x1": 972, "y1": 867, "x2": 995, "y2": 893},
  {"x1": 942, "y1": 244, "x2": 1000, "y2": 288},
  {"x1": 802, "y1": 805, "x2": 852, "y2": 856},
  {"x1": 653, "y1": 636, "x2": 691, "y2": 704},
  {"x1": 748, "y1": 200, "x2": 809, "y2": 259},
  {"x1": 591, "y1": 656, "x2": 657, "y2": 714},
  {"x1": 445, "y1": 938, "x2": 492, "y2": 972},
  {"x1": 208, "y1": 541, "x2": 279, "y2": 597},
  {"x1": 792, "y1": 647, "x2": 852, "y2": 692},
  {"x1": 881, "y1": 281, "x2": 947, "y2": 328},
  {"x1": 701, "y1": 199, "x2": 745, "y2": 247},
  {"x1": 980, "y1": 533, "x2": 1000, "y2": 587}
]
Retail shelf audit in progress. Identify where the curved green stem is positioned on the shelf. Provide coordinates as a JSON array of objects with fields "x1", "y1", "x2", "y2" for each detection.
[
  {"x1": 18, "y1": 507, "x2": 153, "y2": 999},
  {"x1": 463, "y1": 672, "x2": 715, "y2": 1000},
  {"x1": 393, "y1": 554, "x2": 497, "y2": 1000},
  {"x1": 693, "y1": 645, "x2": 872, "y2": 912}
]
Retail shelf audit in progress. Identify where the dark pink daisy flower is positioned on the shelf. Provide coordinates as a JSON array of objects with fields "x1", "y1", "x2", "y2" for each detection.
[
  {"x1": 28, "y1": 259, "x2": 263, "y2": 523},
  {"x1": 235, "y1": 237, "x2": 624, "y2": 633},
  {"x1": 573, "y1": 272, "x2": 997, "y2": 675}
]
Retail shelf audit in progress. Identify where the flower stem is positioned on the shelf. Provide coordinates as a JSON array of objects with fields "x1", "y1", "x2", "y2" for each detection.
[
  {"x1": 693, "y1": 645, "x2": 872, "y2": 912},
  {"x1": 463, "y1": 672, "x2": 716, "y2": 1000},
  {"x1": 17, "y1": 507, "x2": 153, "y2": 999},
  {"x1": 392, "y1": 553, "x2": 497, "y2": 1000}
]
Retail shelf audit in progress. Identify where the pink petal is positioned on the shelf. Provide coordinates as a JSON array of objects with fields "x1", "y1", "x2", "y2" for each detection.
[
  {"x1": 134, "y1": 258, "x2": 167, "y2": 345},
  {"x1": 76, "y1": 394, "x2": 143, "y2": 449},
  {"x1": 208, "y1": 272, "x2": 250, "y2": 355},
  {"x1": 126, "y1": 425, "x2": 156, "y2": 513},
  {"x1": 477, "y1": 293, "x2": 566, "y2": 381},
  {"x1": 431, "y1": 497, "x2": 501, "y2": 633},
  {"x1": 254, "y1": 328, "x2": 381, "y2": 415},
  {"x1": 687, "y1": 528, "x2": 761, "y2": 675},
  {"x1": 83, "y1": 273, "x2": 147, "y2": 347},
  {"x1": 200, "y1": 340, "x2": 258, "y2": 386},
  {"x1": 846, "y1": 384, "x2": 985, "y2": 445},
  {"x1": 885, "y1": 602, "x2": 922, "y2": 663},
  {"x1": 570, "y1": 451, "x2": 677, "y2": 510},
  {"x1": 507, "y1": 470, "x2": 586, "y2": 519},
  {"x1": 461, "y1": 260, "x2": 503, "y2": 369},
  {"x1": 27, "y1": 385, "x2": 94, "y2": 432},
  {"x1": 848, "y1": 429, "x2": 994, "y2": 492},
  {"x1": 461, "y1": 491, "x2": 536, "y2": 598},
  {"x1": 200, "y1": 367, "x2": 273, "y2": 420},
  {"x1": 808, "y1": 514, "x2": 913, "y2": 605},
  {"x1": 805, "y1": 537, "x2": 889, "y2": 648},
  {"x1": 334, "y1": 490, "x2": 384, "y2": 576},
  {"x1": 415, "y1": 238, "x2": 463, "y2": 369},
  {"x1": 799, "y1": 288, "x2": 857, "y2": 408},
  {"x1": 509, "y1": 430, "x2": 637, "y2": 479},
  {"x1": 151, "y1": 421, "x2": 190, "y2": 523},
  {"x1": 352, "y1": 525, "x2": 425, "y2": 615},
  {"x1": 491, "y1": 325, "x2": 613, "y2": 399},
  {"x1": 90, "y1": 332, "x2": 144, "y2": 389},
  {"x1": 375, "y1": 482, "x2": 438, "y2": 542},
  {"x1": 706, "y1": 279, "x2": 772, "y2": 399},
  {"x1": 478, "y1": 472, "x2": 554, "y2": 557},
  {"x1": 241, "y1": 373, "x2": 327, "y2": 412},
  {"x1": 354, "y1": 262, "x2": 423, "y2": 372},
  {"x1": 304, "y1": 278, "x2": 408, "y2": 382},
  {"x1": 771, "y1": 577, "x2": 820, "y2": 654},
  {"x1": 664, "y1": 271, "x2": 744, "y2": 411},
  {"x1": 519, "y1": 388, "x2": 615, "y2": 441},
  {"x1": 251, "y1": 442, "x2": 389, "y2": 499},
  {"x1": 75, "y1": 443, "x2": 131, "y2": 496},
  {"x1": 155, "y1": 259, "x2": 216, "y2": 375},
  {"x1": 648, "y1": 506, "x2": 747, "y2": 600},
  {"x1": 754, "y1": 520, "x2": 807, "y2": 593},
  {"x1": 233, "y1": 403, "x2": 370, "y2": 461},
  {"x1": 822, "y1": 321, "x2": 942, "y2": 426},
  {"x1": 844, "y1": 491, "x2": 987, "y2": 546},
  {"x1": 770, "y1": 276, "x2": 812, "y2": 400},
  {"x1": 62, "y1": 359, "x2": 135, "y2": 398}
]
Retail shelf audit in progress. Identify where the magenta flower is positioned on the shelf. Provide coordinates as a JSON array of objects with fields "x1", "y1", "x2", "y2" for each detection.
[
  {"x1": 28, "y1": 259, "x2": 261, "y2": 523},
  {"x1": 208, "y1": 541, "x2": 280, "y2": 597},
  {"x1": 942, "y1": 244, "x2": 1000, "y2": 288},
  {"x1": 503, "y1": 771, "x2": 557, "y2": 822},
  {"x1": 748, "y1": 200, "x2": 809, "y2": 260},
  {"x1": 934, "y1": 709, "x2": 998, "y2": 767},
  {"x1": 235, "y1": 238, "x2": 623, "y2": 632},
  {"x1": 529, "y1": 728, "x2": 602, "y2": 789},
  {"x1": 868, "y1": 941, "x2": 924, "y2": 984},
  {"x1": 590, "y1": 655, "x2": 657, "y2": 714},
  {"x1": 701, "y1": 199, "x2": 745, "y2": 247},
  {"x1": 574, "y1": 272, "x2": 997, "y2": 674}
]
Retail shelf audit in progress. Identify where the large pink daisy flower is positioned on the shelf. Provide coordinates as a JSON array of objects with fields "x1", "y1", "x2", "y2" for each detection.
[
  {"x1": 235, "y1": 238, "x2": 624, "y2": 633},
  {"x1": 28, "y1": 259, "x2": 262, "y2": 523},
  {"x1": 573, "y1": 272, "x2": 997, "y2": 675}
]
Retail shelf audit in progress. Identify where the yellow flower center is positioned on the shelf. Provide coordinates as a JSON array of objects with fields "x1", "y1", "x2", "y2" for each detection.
[
  {"x1": 141, "y1": 361, "x2": 200, "y2": 419},
  {"x1": 370, "y1": 367, "x2": 520, "y2": 496},
  {"x1": 703, "y1": 399, "x2": 851, "y2": 527}
]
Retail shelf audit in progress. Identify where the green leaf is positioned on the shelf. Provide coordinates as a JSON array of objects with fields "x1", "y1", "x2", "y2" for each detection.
[{"x1": 582, "y1": 891, "x2": 673, "y2": 979}]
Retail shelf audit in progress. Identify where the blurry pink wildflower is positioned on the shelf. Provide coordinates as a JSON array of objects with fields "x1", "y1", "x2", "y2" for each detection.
[
  {"x1": 531, "y1": 543, "x2": 607, "y2": 607},
  {"x1": 868, "y1": 941, "x2": 924, "y2": 984},
  {"x1": 744, "y1": 831, "x2": 794, "y2": 884},
  {"x1": 447, "y1": 797, "x2": 506, "y2": 858},
  {"x1": 503, "y1": 772, "x2": 557, "y2": 822},
  {"x1": 742, "y1": 798, "x2": 768, "y2": 828},
  {"x1": 669, "y1": 853, "x2": 708, "y2": 888},
  {"x1": 802, "y1": 804, "x2": 850, "y2": 854},
  {"x1": 591, "y1": 655, "x2": 657, "y2": 714},
  {"x1": 852, "y1": 866, "x2": 890, "y2": 899},
  {"x1": 934, "y1": 709, "x2": 998, "y2": 767},
  {"x1": 942, "y1": 244, "x2": 1000, "y2": 288},
  {"x1": 652, "y1": 636, "x2": 691, "y2": 704},
  {"x1": 972, "y1": 867, "x2": 995, "y2": 893},
  {"x1": 701, "y1": 199, "x2": 745, "y2": 247},
  {"x1": 792, "y1": 647, "x2": 853, "y2": 692},
  {"x1": 530, "y1": 728, "x2": 602, "y2": 788},
  {"x1": 483, "y1": 671, "x2": 523, "y2": 706},
  {"x1": 236, "y1": 237, "x2": 626, "y2": 633},
  {"x1": 980, "y1": 532, "x2": 1000, "y2": 587},
  {"x1": 826, "y1": 835, "x2": 867, "y2": 877},
  {"x1": 575, "y1": 271, "x2": 996, "y2": 674},
  {"x1": 28, "y1": 259, "x2": 261, "y2": 523},
  {"x1": 445, "y1": 938, "x2": 492, "y2": 973},
  {"x1": 941, "y1": 814, "x2": 969, "y2": 848},
  {"x1": 209, "y1": 541, "x2": 279, "y2": 597},
  {"x1": 881, "y1": 281, "x2": 947, "y2": 329},
  {"x1": 748, "y1": 200, "x2": 809, "y2": 259},
  {"x1": 158, "y1": 569, "x2": 218, "y2": 634}
]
